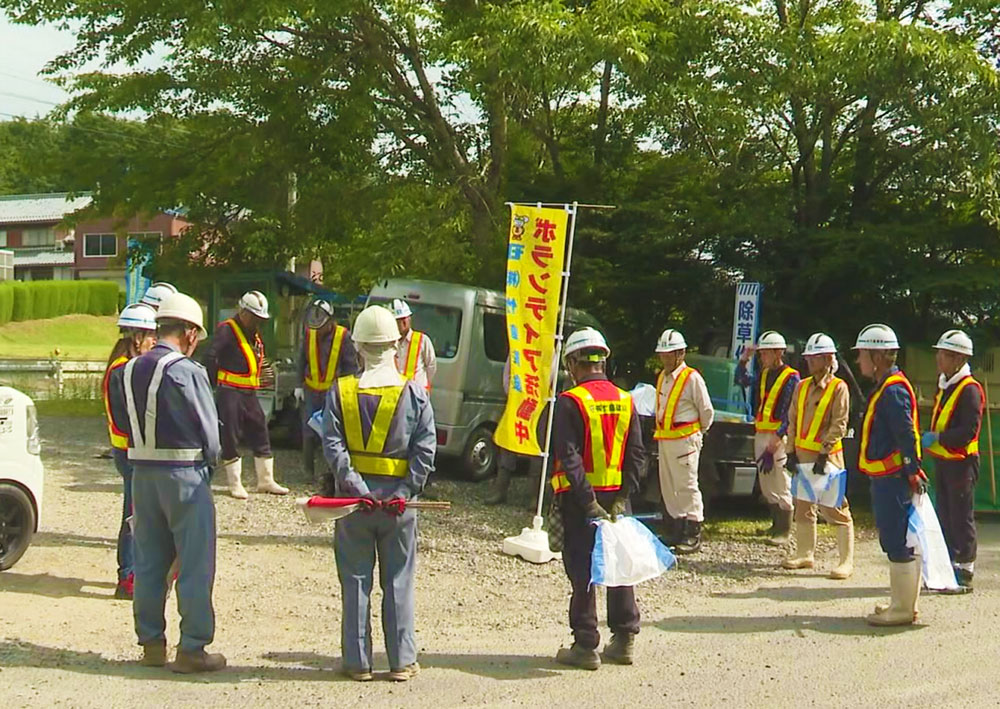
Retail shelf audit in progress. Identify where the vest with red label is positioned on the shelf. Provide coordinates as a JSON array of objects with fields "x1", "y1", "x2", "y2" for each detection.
[
  {"x1": 755, "y1": 365, "x2": 797, "y2": 434},
  {"x1": 304, "y1": 326, "x2": 348, "y2": 392},
  {"x1": 926, "y1": 376, "x2": 983, "y2": 461},
  {"x1": 103, "y1": 355, "x2": 130, "y2": 450},
  {"x1": 216, "y1": 318, "x2": 263, "y2": 390},
  {"x1": 859, "y1": 372, "x2": 922, "y2": 476},
  {"x1": 654, "y1": 365, "x2": 701, "y2": 440},
  {"x1": 551, "y1": 379, "x2": 634, "y2": 494}
]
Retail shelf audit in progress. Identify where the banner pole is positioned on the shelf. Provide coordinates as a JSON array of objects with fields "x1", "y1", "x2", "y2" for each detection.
[{"x1": 533, "y1": 201, "x2": 580, "y2": 519}]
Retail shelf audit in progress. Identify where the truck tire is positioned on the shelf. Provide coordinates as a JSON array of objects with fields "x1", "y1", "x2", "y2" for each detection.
[
  {"x1": 461, "y1": 425, "x2": 498, "y2": 482},
  {"x1": 0, "y1": 483, "x2": 36, "y2": 571}
]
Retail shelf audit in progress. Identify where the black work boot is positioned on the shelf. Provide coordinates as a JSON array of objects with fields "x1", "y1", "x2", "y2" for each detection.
[
  {"x1": 660, "y1": 515, "x2": 681, "y2": 546},
  {"x1": 555, "y1": 643, "x2": 601, "y2": 670},
  {"x1": 956, "y1": 568, "x2": 974, "y2": 590},
  {"x1": 760, "y1": 504, "x2": 778, "y2": 536},
  {"x1": 485, "y1": 463, "x2": 512, "y2": 505},
  {"x1": 673, "y1": 520, "x2": 702, "y2": 555},
  {"x1": 602, "y1": 633, "x2": 635, "y2": 665},
  {"x1": 766, "y1": 507, "x2": 792, "y2": 547},
  {"x1": 302, "y1": 434, "x2": 317, "y2": 482}
]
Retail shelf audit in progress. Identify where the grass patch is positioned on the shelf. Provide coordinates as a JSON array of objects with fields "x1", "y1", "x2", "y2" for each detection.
[
  {"x1": 0, "y1": 314, "x2": 118, "y2": 360},
  {"x1": 35, "y1": 398, "x2": 105, "y2": 417}
]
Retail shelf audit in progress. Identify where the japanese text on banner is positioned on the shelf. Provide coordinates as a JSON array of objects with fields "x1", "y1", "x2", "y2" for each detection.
[{"x1": 494, "y1": 205, "x2": 568, "y2": 456}]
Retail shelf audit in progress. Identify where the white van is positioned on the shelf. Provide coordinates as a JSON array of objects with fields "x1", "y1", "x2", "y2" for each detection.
[
  {"x1": 0, "y1": 387, "x2": 43, "y2": 570},
  {"x1": 367, "y1": 279, "x2": 599, "y2": 480}
]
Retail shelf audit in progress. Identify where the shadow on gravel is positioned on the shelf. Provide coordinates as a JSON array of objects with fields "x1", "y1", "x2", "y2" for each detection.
[
  {"x1": 653, "y1": 614, "x2": 927, "y2": 637},
  {"x1": 713, "y1": 586, "x2": 888, "y2": 601},
  {"x1": 0, "y1": 640, "x2": 348, "y2": 683},
  {"x1": 62, "y1": 482, "x2": 123, "y2": 494},
  {"x1": 32, "y1": 531, "x2": 116, "y2": 548},
  {"x1": 219, "y1": 532, "x2": 330, "y2": 548},
  {"x1": 264, "y1": 650, "x2": 561, "y2": 680},
  {"x1": 0, "y1": 572, "x2": 115, "y2": 599}
]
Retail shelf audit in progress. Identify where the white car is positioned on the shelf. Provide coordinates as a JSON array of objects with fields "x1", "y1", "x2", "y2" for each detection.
[{"x1": 0, "y1": 386, "x2": 43, "y2": 571}]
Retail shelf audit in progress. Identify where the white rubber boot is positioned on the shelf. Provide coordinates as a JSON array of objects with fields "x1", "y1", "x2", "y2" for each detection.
[
  {"x1": 223, "y1": 458, "x2": 248, "y2": 500},
  {"x1": 255, "y1": 457, "x2": 288, "y2": 495},
  {"x1": 782, "y1": 520, "x2": 815, "y2": 569},
  {"x1": 828, "y1": 524, "x2": 854, "y2": 580},
  {"x1": 867, "y1": 557, "x2": 920, "y2": 626}
]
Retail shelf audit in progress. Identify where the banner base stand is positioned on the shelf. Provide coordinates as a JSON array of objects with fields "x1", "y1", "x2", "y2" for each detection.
[{"x1": 502, "y1": 515, "x2": 560, "y2": 564}]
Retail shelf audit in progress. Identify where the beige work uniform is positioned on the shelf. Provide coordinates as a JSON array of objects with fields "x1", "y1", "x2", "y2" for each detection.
[
  {"x1": 786, "y1": 372, "x2": 852, "y2": 527},
  {"x1": 756, "y1": 432, "x2": 791, "y2": 511},
  {"x1": 656, "y1": 363, "x2": 715, "y2": 522}
]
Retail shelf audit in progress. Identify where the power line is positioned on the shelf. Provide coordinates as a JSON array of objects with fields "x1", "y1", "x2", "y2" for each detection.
[
  {"x1": 0, "y1": 89, "x2": 61, "y2": 107},
  {"x1": 0, "y1": 70, "x2": 66, "y2": 93}
]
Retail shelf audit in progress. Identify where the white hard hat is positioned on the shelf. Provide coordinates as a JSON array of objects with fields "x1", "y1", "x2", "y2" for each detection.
[
  {"x1": 853, "y1": 323, "x2": 899, "y2": 350},
  {"x1": 563, "y1": 327, "x2": 611, "y2": 361},
  {"x1": 390, "y1": 299, "x2": 412, "y2": 319},
  {"x1": 934, "y1": 329, "x2": 974, "y2": 356},
  {"x1": 655, "y1": 328, "x2": 687, "y2": 353},
  {"x1": 757, "y1": 330, "x2": 787, "y2": 350},
  {"x1": 352, "y1": 305, "x2": 400, "y2": 344},
  {"x1": 140, "y1": 282, "x2": 177, "y2": 309},
  {"x1": 239, "y1": 290, "x2": 270, "y2": 320},
  {"x1": 117, "y1": 303, "x2": 158, "y2": 332},
  {"x1": 156, "y1": 292, "x2": 207, "y2": 340},
  {"x1": 305, "y1": 299, "x2": 334, "y2": 329},
  {"x1": 803, "y1": 332, "x2": 837, "y2": 356}
]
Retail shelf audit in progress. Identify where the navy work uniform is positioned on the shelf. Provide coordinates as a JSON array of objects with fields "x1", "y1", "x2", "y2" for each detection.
[
  {"x1": 114, "y1": 342, "x2": 222, "y2": 654},
  {"x1": 321, "y1": 374, "x2": 436, "y2": 674}
]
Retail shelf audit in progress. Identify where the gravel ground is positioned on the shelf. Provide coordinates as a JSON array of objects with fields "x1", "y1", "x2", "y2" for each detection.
[{"x1": 2, "y1": 415, "x2": 1000, "y2": 707}]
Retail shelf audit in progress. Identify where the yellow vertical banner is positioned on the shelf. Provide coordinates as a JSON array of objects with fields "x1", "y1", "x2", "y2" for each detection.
[{"x1": 494, "y1": 205, "x2": 568, "y2": 456}]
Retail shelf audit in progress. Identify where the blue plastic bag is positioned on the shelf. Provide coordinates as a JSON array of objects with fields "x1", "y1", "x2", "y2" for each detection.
[{"x1": 591, "y1": 517, "x2": 676, "y2": 587}]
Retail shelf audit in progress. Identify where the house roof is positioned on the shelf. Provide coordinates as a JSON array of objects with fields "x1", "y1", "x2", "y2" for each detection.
[
  {"x1": 0, "y1": 192, "x2": 93, "y2": 225},
  {"x1": 13, "y1": 250, "x2": 76, "y2": 267}
]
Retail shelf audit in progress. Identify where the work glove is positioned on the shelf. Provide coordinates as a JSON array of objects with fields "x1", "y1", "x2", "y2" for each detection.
[
  {"x1": 812, "y1": 452, "x2": 828, "y2": 476},
  {"x1": 584, "y1": 499, "x2": 610, "y2": 521},
  {"x1": 358, "y1": 494, "x2": 379, "y2": 514},
  {"x1": 382, "y1": 497, "x2": 407, "y2": 516},
  {"x1": 757, "y1": 450, "x2": 774, "y2": 474},
  {"x1": 907, "y1": 469, "x2": 929, "y2": 496},
  {"x1": 784, "y1": 451, "x2": 799, "y2": 474},
  {"x1": 921, "y1": 431, "x2": 939, "y2": 449},
  {"x1": 608, "y1": 496, "x2": 628, "y2": 522}
]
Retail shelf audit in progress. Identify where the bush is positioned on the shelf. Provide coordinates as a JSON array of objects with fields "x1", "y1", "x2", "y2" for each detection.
[
  {"x1": 11, "y1": 282, "x2": 32, "y2": 321},
  {"x1": 0, "y1": 284, "x2": 12, "y2": 325},
  {"x1": 4, "y1": 280, "x2": 119, "y2": 322}
]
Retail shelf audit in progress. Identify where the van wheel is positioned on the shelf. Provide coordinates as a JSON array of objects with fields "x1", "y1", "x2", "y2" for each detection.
[
  {"x1": 461, "y1": 426, "x2": 497, "y2": 482},
  {"x1": 0, "y1": 483, "x2": 35, "y2": 571}
]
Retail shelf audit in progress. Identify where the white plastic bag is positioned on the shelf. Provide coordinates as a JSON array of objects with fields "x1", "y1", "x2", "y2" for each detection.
[
  {"x1": 791, "y1": 462, "x2": 847, "y2": 509},
  {"x1": 907, "y1": 493, "x2": 960, "y2": 592},
  {"x1": 590, "y1": 517, "x2": 676, "y2": 587},
  {"x1": 629, "y1": 383, "x2": 656, "y2": 417}
]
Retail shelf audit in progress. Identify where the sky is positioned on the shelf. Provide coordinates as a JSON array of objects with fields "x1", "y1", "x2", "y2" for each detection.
[{"x1": 0, "y1": 14, "x2": 75, "y2": 120}]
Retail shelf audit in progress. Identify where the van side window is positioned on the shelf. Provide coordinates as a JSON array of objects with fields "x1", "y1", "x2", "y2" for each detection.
[{"x1": 483, "y1": 312, "x2": 509, "y2": 363}]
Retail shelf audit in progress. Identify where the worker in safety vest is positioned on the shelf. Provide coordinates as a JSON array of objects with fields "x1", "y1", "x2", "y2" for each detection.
[
  {"x1": 552, "y1": 327, "x2": 643, "y2": 670},
  {"x1": 923, "y1": 329, "x2": 983, "y2": 590},
  {"x1": 103, "y1": 303, "x2": 158, "y2": 600},
  {"x1": 296, "y1": 299, "x2": 358, "y2": 482},
  {"x1": 782, "y1": 333, "x2": 854, "y2": 579},
  {"x1": 320, "y1": 305, "x2": 435, "y2": 682},
  {"x1": 141, "y1": 282, "x2": 178, "y2": 309},
  {"x1": 654, "y1": 329, "x2": 714, "y2": 554},
  {"x1": 854, "y1": 323, "x2": 926, "y2": 626},
  {"x1": 115, "y1": 292, "x2": 226, "y2": 672},
  {"x1": 390, "y1": 299, "x2": 436, "y2": 389},
  {"x1": 736, "y1": 330, "x2": 800, "y2": 546},
  {"x1": 206, "y1": 290, "x2": 288, "y2": 498}
]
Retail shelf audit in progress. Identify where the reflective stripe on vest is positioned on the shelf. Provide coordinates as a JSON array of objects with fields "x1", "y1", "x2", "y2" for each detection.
[
  {"x1": 401, "y1": 331, "x2": 423, "y2": 380},
  {"x1": 103, "y1": 355, "x2": 129, "y2": 450},
  {"x1": 304, "y1": 326, "x2": 347, "y2": 392},
  {"x1": 927, "y1": 376, "x2": 983, "y2": 460},
  {"x1": 793, "y1": 376, "x2": 844, "y2": 455},
  {"x1": 217, "y1": 319, "x2": 261, "y2": 389},
  {"x1": 551, "y1": 383, "x2": 633, "y2": 494},
  {"x1": 858, "y1": 372, "x2": 921, "y2": 477},
  {"x1": 337, "y1": 376, "x2": 407, "y2": 478},
  {"x1": 755, "y1": 365, "x2": 796, "y2": 433},
  {"x1": 654, "y1": 366, "x2": 701, "y2": 440},
  {"x1": 124, "y1": 351, "x2": 205, "y2": 463}
]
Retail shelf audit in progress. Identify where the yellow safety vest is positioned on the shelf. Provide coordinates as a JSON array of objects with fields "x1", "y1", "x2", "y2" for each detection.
[
  {"x1": 216, "y1": 319, "x2": 261, "y2": 389},
  {"x1": 654, "y1": 365, "x2": 702, "y2": 440},
  {"x1": 400, "y1": 331, "x2": 424, "y2": 381},
  {"x1": 337, "y1": 376, "x2": 407, "y2": 478},
  {"x1": 859, "y1": 372, "x2": 921, "y2": 477},
  {"x1": 755, "y1": 365, "x2": 797, "y2": 433},
  {"x1": 793, "y1": 375, "x2": 844, "y2": 455},
  {"x1": 103, "y1": 355, "x2": 129, "y2": 450},
  {"x1": 927, "y1": 376, "x2": 983, "y2": 461},
  {"x1": 551, "y1": 381, "x2": 633, "y2": 494},
  {"x1": 304, "y1": 326, "x2": 347, "y2": 392}
]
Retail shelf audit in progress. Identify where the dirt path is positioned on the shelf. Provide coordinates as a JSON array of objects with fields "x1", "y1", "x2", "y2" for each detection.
[{"x1": 2, "y1": 416, "x2": 998, "y2": 707}]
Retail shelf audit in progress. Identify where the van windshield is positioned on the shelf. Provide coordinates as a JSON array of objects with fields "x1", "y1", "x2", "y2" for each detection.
[{"x1": 368, "y1": 298, "x2": 462, "y2": 359}]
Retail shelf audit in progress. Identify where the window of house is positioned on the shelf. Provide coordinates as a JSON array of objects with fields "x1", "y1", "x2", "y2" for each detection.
[
  {"x1": 22, "y1": 228, "x2": 56, "y2": 247},
  {"x1": 0, "y1": 231, "x2": 6, "y2": 247},
  {"x1": 84, "y1": 234, "x2": 118, "y2": 257}
]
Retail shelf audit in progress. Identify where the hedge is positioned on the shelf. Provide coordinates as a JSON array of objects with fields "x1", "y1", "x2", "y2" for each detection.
[{"x1": 0, "y1": 280, "x2": 119, "y2": 325}]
